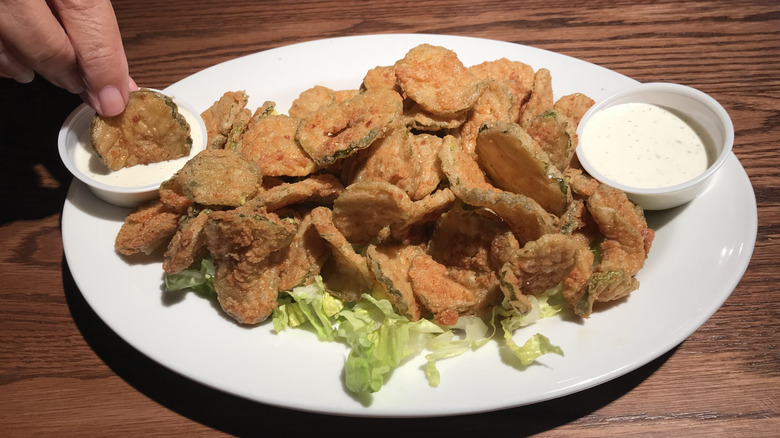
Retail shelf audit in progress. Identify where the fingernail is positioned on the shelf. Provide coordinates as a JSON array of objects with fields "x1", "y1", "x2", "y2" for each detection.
[
  {"x1": 13, "y1": 69, "x2": 34, "y2": 84},
  {"x1": 98, "y1": 85, "x2": 126, "y2": 116}
]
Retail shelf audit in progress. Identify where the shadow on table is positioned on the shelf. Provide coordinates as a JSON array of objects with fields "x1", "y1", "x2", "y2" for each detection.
[
  {"x1": 0, "y1": 78, "x2": 80, "y2": 226},
  {"x1": 63, "y1": 259, "x2": 673, "y2": 435}
]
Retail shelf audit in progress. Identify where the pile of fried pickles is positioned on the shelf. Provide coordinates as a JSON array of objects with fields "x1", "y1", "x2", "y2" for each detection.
[{"x1": 115, "y1": 44, "x2": 654, "y2": 327}]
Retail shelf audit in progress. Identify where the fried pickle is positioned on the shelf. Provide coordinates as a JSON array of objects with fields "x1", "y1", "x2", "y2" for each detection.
[
  {"x1": 394, "y1": 44, "x2": 483, "y2": 116},
  {"x1": 90, "y1": 88, "x2": 192, "y2": 171},
  {"x1": 296, "y1": 88, "x2": 403, "y2": 168},
  {"x1": 115, "y1": 199, "x2": 183, "y2": 256},
  {"x1": 235, "y1": 108, "x2": 316, "y2": 177},
  {"x1": 177, "y1": 148, "x2": 261, "y2": 207},
  {"x1": 200, "y1": 91, "x2": 251, "y2": 150}
]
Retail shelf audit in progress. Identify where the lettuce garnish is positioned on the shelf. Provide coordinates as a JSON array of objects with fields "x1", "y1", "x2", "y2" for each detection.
[
  {"x1": 164, "y1": 256, "x2": 215, "y2": 296},
  {"x1": 166, "y1": 263, "x2": 565, "y2": 394}
]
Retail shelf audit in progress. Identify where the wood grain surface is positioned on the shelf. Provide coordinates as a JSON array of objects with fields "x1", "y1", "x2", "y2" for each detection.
[{"x1": 1, "y1": 0, "x2": 778, "y2": 436}]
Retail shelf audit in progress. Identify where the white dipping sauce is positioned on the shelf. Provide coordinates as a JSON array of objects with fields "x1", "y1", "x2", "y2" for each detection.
[
  {"x1": 72, "y1": 102, "x2": 205, "y2": 188},
  {"x1": 581, "y1": 102, "x2": 715, "y2": 189}
]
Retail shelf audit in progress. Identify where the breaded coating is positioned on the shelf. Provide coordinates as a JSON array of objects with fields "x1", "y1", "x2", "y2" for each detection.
[
  {"x1": 342, "y1": 126, "x2": 419, "y2": 198},
  {"x1": 428, "y1": 207, "x2": 508, "y2": 274},
  {"x1": 204, "y1": 209, "x2": 296, "y2": 264},
  {"x1": 236, "y1": 110, "x2": 316, "y2": 177},
  {"x1": 526, "y1": 110, "x2": 578, "y2": 171},
  {"x1": 90, "y1": 88, "x2": 192, "y2": 171},
  {"x1": 296, "y1": 88, "x2": 403, "y2": 168},
  {"x1": 213, "y1": 257, "x2": 280, "y2": 325},
  {"x1": 553, "y1": 92, "x2": 595, "y2": 126},
  {"x1": 408, "y1": 251, "x2": 478, "y2": 326},
  {"x1": 367, "y1": 244, "x2": 426, "y2": 321},
  {"x1": 310, "y1": 207, "x2": 374, "y2": 302},
  {"x1": 519, "y1": 68, "x2": 554, "y2": 129},
  {"x1": 395, "y1": 44, "x2": 483, "y2": 116},
  {"x1": 203, "y1": 209, "x2": 297, "y2": 324},
  {"x1": 288, "y1": 85, "x2": 336, "y2": 119},
  {"x1": 476, "y1": 121, "x2": 570, "y2": 216},
  {"x1": 403, "y1": 103, "x2": 468, "y2": 132},
  {"x1": 177, "y1": 148, "x2": 260, "y2": 207},
  {"x1": 587, "y1": 184, "x2": 654, "y2": 277},
  {"x1": 158, "y1": 175, "x2": 193, "y2": 213},
  {"x1": 459, "y1": 79, "x2": 515, "y2": 157},
  {"x1": 361, "y1": 65, "x2": 400, "y2": 92},
  {"x1": 468, "y1": 57, "x2": 535, "y2": 123},
  {"x1": 408, "y1": 133, "x2": 445, "y2": 201},
  {"x1": 163, "y1": 210, "x2": 210, "y2": 274},
  {"x1": 439, "y1": 135, "x2": 556, "y2": 243},
  {"x1": 332, "y1": 180, "x2": 413, "y2": 245},
  {"x1": 509, "y1": 233, "x2": 585, "y2": 296},
  {"x1": 115, "y1": 200, "x2": 183, "y2": 256},
  {"x1": 200, "y1": 91, "x2": 251, "y2": 149},
  {"x1": 249, "y1": 173, "x2": 344, "y2": 212},
  {"x1": 275, "y1": 212, "x2": 327, "y2": 292}
]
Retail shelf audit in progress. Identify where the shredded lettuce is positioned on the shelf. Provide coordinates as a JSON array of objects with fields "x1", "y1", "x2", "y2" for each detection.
[
  {"x1": 164, "y1": 256, "x2": 215, "y2": 295},
  {"x1": 166, "y1": 260, "x2": 566, "y2": 394}
]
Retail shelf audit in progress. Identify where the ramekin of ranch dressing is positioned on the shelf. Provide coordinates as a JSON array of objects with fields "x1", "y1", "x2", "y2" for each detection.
[
  {"x1": 58, "y1": 91, "x2": 207, "y2": 208},
  {"x1": 576, "y1": 83, "x2": 734, "y2": 210}
]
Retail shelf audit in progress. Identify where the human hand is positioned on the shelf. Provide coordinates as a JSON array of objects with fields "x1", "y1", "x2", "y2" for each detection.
[{"x1": 0, "y1": 0, "x2": 136, "y2": 116}]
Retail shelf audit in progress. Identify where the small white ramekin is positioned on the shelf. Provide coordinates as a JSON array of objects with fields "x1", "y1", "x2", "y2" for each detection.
[
  {"x1": 58, "y1": 91, "x2": 206, "y2": 208},
  {"x1": 575, "y1": 82, "x2": 734, "y2": 210}
]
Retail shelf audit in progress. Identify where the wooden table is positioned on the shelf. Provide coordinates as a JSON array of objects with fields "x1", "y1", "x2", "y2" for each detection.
[{"x1": 1, "y1": 0, "x2": 778, "y2": 435}]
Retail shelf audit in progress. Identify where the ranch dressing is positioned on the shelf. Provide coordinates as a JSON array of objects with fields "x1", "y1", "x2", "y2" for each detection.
[
  {"x1": 581, "y1": 102, "x2": 715, "y2": 189},
  {"x1": 72, "y1": 102, "x2": 205, "y2": 188}
]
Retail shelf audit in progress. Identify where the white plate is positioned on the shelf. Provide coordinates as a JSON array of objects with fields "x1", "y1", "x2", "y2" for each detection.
[{"x1": 61, "y1": 34, "x2": 757, "y2": 417}]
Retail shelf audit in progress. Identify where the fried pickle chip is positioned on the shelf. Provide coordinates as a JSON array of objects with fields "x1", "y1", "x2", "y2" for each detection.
[
  {"x1": 394, "y1": 44, "x2": 483, "y2": 116},
  {"x1": 367, "y1": 244, "x2": 425, "y2": 321},
  {"x1": 288, "y1": 85, "x2": 336, "y2": 119},
  {"x1": 235, "y1": 107, "x2": 316, "y2": 177},
  {"x1": 296, "y1": 88, "x2": 403, "y2": 168},
  {"x1": 310, "y1": 207, "x2": 374, "y2": 302},
  {"x1": 498, "y1": 263, "x2": 532, "y2": 314},
  {"x1": 115, "y1": 199, "x2": 183, "y2": 256},
  {"x1": 249, "y1": 173, "x2": 344, "y2": 212},
  {"x1": 162, "y1": 210, "x2": 210, "y2": 274},
  {"x1": 90, "y1": 88, "x2": 192, "y2": 171},
  {"x1": 204, "y1": 209, "x2": 296, "y2": 263},
  {"x1": 177, "y1": 148, "x2": 260, "y2": 207},
  {"x1": 519, "y1": 68, "x2": 553, "y2": 129},
  {"x1": 361, "y1": 65, "x2": 400, "y2": 92},
  {"x1": 587, "y1": 184, "x2": 654, "y2": 277},
  {"x1": 476, "y1": 121, "x2": 570, "y2": 216},
  {"x1": 200, "y1": 90, "x2": 251, "y2": 149},
  {"x1": 526, "y1": 110, "x2": 577, "y2": 171},
  {"x1": 459, "y1": 79, "x2": 515, "y2": 156},
  {"x1": 403, "y1": 103, "x2": 468, "y2": 132},
  {"x1": 332, "y1": 180, "x2": 413, "y2": 245},
  {"x1": 439, "y1": 135, "x2": 556, "y2": 243},
  {"x1": 202, "y1": 208, "x2": 297, "y2": 325},
  {"x1": 341, "y1": 126, "x2": 418, "y2": 196},
  {"x1": 408, "y1": 133, "x2": 445, "y2": 201},
  {"x1": 428, "y1": 206, "x2": 508, "y2": 273},
  {"x1": 468, "y1": 58, "x2": 535, "y2": 123},
  {"x1": 553, "y1": 92, "x2": 595, "y2": 126},
  {"x1": 275, "y1": 212, "x2": 328, "y2": 292},
  {"x1": 408, "y1": 251, "x2": 478, "y2": 326},
  {"x1": 158, "y1": 174, "x2": 193, "y2": 213}
]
